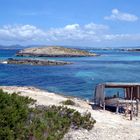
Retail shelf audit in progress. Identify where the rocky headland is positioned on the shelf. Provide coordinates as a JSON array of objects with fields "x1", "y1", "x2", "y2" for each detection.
[{"x1": 16, "y1": 46, "x2": 98, "y2": 57}]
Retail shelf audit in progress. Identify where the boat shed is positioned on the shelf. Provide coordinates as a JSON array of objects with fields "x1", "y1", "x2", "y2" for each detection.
[{"x1": 94, "y1": 82, "x2": 140, "y2": 105}]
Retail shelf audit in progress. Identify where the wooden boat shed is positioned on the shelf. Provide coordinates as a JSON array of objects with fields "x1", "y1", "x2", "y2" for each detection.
[{"x1": 94, "y1": 82, "x2": 140, "y2": 105}]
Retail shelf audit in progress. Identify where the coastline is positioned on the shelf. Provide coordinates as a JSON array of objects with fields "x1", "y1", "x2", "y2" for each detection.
[{"x1": 0, "y1": 86, "x2": 140, "y2": 140}]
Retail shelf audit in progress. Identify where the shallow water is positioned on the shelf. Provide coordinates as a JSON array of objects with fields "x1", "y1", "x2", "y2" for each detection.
[{"x1": 0, "y1": 48, "x2": 140, "y2": 99}]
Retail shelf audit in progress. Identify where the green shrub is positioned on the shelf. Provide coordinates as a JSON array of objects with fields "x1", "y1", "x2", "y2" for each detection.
[
  {"x1": 61, "y1": 99, "x2": 75, "y2": 105},
  {"x1": 0, "y1": 89, "x2": 35, "y2": 140},
  {"x1": 0, "y1": 89, "x2": 96, "y2": 140}
]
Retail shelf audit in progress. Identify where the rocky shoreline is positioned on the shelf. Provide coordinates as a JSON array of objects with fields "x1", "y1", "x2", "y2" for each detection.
[{"x1": 1, "y1": 58, "x2": 72, "y2": 66}]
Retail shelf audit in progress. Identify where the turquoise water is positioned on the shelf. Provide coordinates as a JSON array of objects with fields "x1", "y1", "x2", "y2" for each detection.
[{"x1": 0, "y1": 48, "x2": 140, "y2": 99}]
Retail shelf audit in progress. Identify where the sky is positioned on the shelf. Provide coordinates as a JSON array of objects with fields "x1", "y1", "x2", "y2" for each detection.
[{"x1": 0, "y1": 0, "x2": 140, "y2": 47}]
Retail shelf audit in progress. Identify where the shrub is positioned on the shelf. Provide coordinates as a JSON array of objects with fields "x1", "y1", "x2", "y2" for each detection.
[
  {"x1": 0, "y1": 89, "x2": 35, "y2": 140},
  {"x1": 0, "y1": 89, "x2": 96, "y2": 140},
  {"x1": 61, "y1": 99, "x2": 75, "y2": 105}
]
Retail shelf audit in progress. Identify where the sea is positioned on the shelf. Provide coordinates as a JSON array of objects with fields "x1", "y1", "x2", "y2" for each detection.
[{"x1": 0, "y1": 48, "x2": 140, "y2": 99}]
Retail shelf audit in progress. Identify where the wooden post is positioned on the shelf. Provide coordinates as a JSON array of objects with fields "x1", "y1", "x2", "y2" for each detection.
[
  {"x1": 116, "y1": 101, "x2": 119, "y2": 114},
  {"x1": 103, "y1": 101, "x2": 105, "y2": 110},
  {"x1": 130, "y1": 87, "x2": 133, "y2": 120},
  {"x1": 138, "y1": 86, "x2": 140, "y2": 98},
  {"x1": 137, "y1": 86, "x2": 139, "y2": 99},
  {"x1": 124, "y1": 88, "x2": 126, "y2": 99},
  {"x1": 125, "y1": 103, "x2": 128, "y2": 117},
  {"x1": 130, "y1": 101, "x2": 133, "y2": 120},
  {"x1": 99, "y1": 99, "x2": 102, "y2": 108},
  {"x1": 136, "y1": 99, "x2": 139, "y2": 117},
  {"x1": 131, "y1": 87, "x2": 133, "y2": 100}
]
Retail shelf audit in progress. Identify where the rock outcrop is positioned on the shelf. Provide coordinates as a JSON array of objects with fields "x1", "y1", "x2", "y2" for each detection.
[
  {"x1": 16, "y1": 46, "x2": 97, "y2": 57},
  {"x1": 4, "y1": 58, "x2": 72, "y2": 66}
]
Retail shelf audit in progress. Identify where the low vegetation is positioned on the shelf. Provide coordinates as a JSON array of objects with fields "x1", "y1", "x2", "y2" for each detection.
[
  {"x1": 61, "y1": 99, "x2": 75, "y2": 105},
  {"x1": 0, "y1": 89, "x2": 96, "y2": 140}
]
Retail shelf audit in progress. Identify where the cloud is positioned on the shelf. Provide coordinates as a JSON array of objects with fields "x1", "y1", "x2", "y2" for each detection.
[
  {"x1": 64, "y1": 24, "x2": 80, "y2": 30},
  {"x1": 104, "y1": 9, "x2": 138, "y2": 22},
  {"x1": 46, "y1": 23, "x2": 109, "y2": 42},
  {"x1": 103, "y1": 34, "x2": 140, "y2": 41},
  {"x1": 84, "y1": 23, "x2": 109, "y2": 30},
  {"x1": 0, "y1": 25, "x2": 47, "y2": 42},
  {"x1": 0, "y1": 23, "x2": 140, "y2": 45}
]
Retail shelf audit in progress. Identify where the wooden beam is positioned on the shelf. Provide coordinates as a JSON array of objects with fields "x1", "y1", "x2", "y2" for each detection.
[{"x1": 118, "y1": 100, "x2": 136, "y2": 104}]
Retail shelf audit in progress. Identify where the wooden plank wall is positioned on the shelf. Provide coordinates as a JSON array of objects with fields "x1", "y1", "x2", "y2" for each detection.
[{"x1": 126, "y1": 86, "x2": 140, "y2": 99}]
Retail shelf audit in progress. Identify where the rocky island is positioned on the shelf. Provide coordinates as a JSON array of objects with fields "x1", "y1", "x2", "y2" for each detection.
[
  {"x1": 1, "y1": 58, "x2": 72, "y2": 66},
  {"x1": 16, "y1": 46, "x2": 97, "y2": 57}
]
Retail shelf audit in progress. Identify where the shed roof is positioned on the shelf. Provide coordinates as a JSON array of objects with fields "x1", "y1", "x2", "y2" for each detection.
[{"x1": 103, "y1": 82, "x2": 140, "y2": 88}]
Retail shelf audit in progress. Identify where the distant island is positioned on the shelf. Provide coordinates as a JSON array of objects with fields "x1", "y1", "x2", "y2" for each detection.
[
  {"x1": 123, "y1": 48, "x2": 140, "y2": 52},
  {"x1": 16, "y1": 46, "x2": 98, "y2": 57},
  {"x1": 112, "y1": 48, "x2": 140, "y2": 52}
]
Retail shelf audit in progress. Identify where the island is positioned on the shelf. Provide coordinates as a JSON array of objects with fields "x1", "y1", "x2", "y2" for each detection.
[
  {"x1": 1, "y1": 58, "x2": 72, "y2": 66},
  {"x1": 16, "y1": 46, "x2": 98, "y2": 57},
  {"x1": 118, "y1": 48, "x2": 140, "y2": 52},
  {"x1": 126, "y1": 48, "x2": 140, "y2": 52}
]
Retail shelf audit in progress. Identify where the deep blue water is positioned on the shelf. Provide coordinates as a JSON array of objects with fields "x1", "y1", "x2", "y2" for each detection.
[{"x1": 0, "y1": 48, "x2": 140, "y2": 99}]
